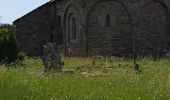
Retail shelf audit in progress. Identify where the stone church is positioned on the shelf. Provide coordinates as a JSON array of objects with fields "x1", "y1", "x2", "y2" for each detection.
[{"x1": 14, "y1": 0, "x2": 170, "y2": 57}]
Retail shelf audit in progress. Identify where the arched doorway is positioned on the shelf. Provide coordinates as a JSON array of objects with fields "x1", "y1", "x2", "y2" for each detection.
[{"x1": 136, "y1": 1, "x2": 169, "y2": 57}]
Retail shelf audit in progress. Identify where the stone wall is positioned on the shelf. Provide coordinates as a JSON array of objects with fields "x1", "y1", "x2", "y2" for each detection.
[
  {"x1": 136, "y1": 1, "x2": 169, "y2": 57},
  {"x1": 56, "y1": 0, "x2": 85, "y2": 56},
  {"x1": 14, "y1": 0, "x2": 170, "y2": 57},
  {"x1": 14, "y1": 2, "x2": 52, "y2": 56},
  {"x1": 86, "y1": 0, "x2": 132, "y2": 56}
]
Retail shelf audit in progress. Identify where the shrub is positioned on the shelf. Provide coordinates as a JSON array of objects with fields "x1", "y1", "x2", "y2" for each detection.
[
  {"x1": 0, "y1": 24, "x2": 20, "y2": 62},
  {"x1": 17, "y1": 52, "x2": 26, "y2": 61}
]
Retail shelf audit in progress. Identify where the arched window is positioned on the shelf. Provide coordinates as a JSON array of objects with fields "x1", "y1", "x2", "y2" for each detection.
[
  {"x1": 71, "y1": 17, "x2": 77, "y2": 39},
  {"x1": 105, "y1": 14, "x2": 111, "y2": 27},
  {"x1": 68, "y1": 14, "x2": 72, "y2": 42}
]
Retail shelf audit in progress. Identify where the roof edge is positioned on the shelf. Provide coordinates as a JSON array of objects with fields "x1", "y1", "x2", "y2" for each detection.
[{"x1": 13, "y1": 0, "x2": 61, "y2": 24}]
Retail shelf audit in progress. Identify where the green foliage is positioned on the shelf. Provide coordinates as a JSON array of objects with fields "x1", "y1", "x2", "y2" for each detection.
[
  {"x1": 17, "y1": 52, "x2": 26, "y2": 61},
  {"x1": 0, "y1": 24, "x2": 20, "y2": 62},
  {"x1": 0, "y1": 57, "x2": 170, "y2": 100}
]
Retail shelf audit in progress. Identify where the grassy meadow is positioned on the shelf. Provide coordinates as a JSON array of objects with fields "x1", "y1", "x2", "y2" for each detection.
[{"x1": 0, "y1": 57, "x2": 170, "y2": 100}]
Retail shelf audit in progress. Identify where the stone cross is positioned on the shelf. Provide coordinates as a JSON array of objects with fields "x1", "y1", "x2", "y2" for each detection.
[{"x1": 43, "y1": 43, "x2": 63, "y2": 72}]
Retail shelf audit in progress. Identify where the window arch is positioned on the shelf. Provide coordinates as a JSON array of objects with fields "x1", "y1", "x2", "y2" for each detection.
[
  {"x1": 71, "y1": 17, "x2": 77, "y2": 39},
  {"x1": 68, "y1": 15, "x2": 77, "y2": 42},
  {"x1": 105, "y1": 14, "x2": 111, "y2": 27}
]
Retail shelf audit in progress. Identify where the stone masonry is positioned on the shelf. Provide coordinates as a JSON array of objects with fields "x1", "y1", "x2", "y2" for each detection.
[
  {"x1": 43, "y1": 43, "x2": 63, "y2": 72},
  {"x1": 13, "y1": 0, "x2": 170, "y2": 57}
]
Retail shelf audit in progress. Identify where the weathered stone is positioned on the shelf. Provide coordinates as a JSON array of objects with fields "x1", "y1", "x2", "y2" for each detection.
[
  {"x1": 13, "y1": 0, "x2": 170, "y2": 57},
  {"x1": 43, "y1": 43, "x2": 63, "y2": 72},
  {"x1": 62, "y1": 69, "x2": 75, "y2": 75}
]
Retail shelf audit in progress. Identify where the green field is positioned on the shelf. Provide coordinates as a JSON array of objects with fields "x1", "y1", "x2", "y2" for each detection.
[{"x1": 0, "y1": 57, "x2": 170, "y2": 100}]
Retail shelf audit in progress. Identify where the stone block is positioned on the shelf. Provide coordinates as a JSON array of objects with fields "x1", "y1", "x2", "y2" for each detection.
[{"x1": 43, "y1": 43, "x2": 63, "y2": 72}]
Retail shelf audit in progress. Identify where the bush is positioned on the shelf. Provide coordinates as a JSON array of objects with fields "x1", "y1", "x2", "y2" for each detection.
[
  {"x1": 17, "y1": 52, "x2": 26, "y2": 61},
  {"x1": 0, "y1": 24, "x2": 20, "y2": 62}
]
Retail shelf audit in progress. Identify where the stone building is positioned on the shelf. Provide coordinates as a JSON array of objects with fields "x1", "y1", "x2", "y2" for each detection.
[{"x1": 14, "y1": 0, "x2": 170, "y2": 57}]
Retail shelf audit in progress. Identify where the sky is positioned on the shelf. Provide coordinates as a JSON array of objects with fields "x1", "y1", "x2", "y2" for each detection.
[{"x1": 0, "y1": 0, "x2": 49, "y2": 24}]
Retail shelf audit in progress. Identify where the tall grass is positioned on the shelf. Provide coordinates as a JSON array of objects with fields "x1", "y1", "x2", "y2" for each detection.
[{"x1": 0, "y1": 57, "x2": 170, "y2": 100}]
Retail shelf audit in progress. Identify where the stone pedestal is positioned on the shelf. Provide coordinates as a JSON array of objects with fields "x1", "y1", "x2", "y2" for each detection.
[{"x1": 43, "y1": 43, "x2": 63, "y2": 72}]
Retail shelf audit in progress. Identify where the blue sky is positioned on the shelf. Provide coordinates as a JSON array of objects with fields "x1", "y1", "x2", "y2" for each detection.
[{"x1": 0, "y1": 0, "x2": 49, "y2": 24}]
